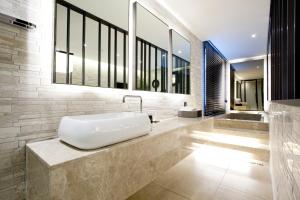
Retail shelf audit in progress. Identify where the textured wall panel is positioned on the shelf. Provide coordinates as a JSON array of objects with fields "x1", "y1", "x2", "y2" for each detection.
[{"x1": 269, "y1": 101, "x2": 300, "y2": 200}]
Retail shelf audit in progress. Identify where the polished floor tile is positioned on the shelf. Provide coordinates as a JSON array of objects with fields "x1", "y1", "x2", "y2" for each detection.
[
  {"x1": 220, "y1": 172, "x2": 272, "y2": 200},
  {"x1": 128, "y1": 126, "x2": 273, "y2": 200},
  {"x1": 128, "y1": 183, "x2": 188, "y2": 200},
  {"x1": 214, "y1": 186, "x2": 265, "y2": 200}
]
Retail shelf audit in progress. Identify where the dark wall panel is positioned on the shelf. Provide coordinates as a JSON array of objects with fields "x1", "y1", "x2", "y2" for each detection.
[
  {"x1": 268, "y1": 0, "x2": 299, "y2": 100},
  {"x1": 204, "y1": 41, "x2": 227, "y2": 116}
]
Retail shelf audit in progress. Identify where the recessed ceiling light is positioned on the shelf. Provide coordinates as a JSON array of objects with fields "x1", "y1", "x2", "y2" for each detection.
[
  {"x1": 178, "y1": 50, "x2": 182, "y2": 54},
  {"x1": 251, "y1": 34, "x2": 256, "y2": 38},
  {"x1": 256, "y1": 66, "x2": 260, "y2": 69}
]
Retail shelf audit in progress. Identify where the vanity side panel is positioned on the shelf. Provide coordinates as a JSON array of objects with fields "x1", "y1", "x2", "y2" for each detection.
[
  {"x1": 48, "y1": 128, "x2": 191, "y2": 200},
  {"x1": 26, "y1": 148, "x2": 50, "y2": 200}
]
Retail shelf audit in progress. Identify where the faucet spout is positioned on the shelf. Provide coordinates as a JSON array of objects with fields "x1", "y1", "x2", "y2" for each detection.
[{"x1": 122, "y1": 95, "x2": 143, "y2": 113}]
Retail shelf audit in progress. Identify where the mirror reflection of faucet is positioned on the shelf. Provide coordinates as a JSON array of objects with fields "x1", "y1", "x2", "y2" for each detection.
[
  {"x1": 147, "y1": 114, "x2": 159, "y2": 124},
  {"x1": 122, "y1": 95, "x2": 159, "y2": 124}
]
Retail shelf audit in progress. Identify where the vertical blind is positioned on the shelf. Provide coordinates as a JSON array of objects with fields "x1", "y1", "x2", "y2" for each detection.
[{"x1": 204, "y1": 41, "x2": 227, "y2": 116}]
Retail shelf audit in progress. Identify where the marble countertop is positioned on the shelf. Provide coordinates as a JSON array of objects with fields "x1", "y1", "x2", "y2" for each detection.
[{"x1": 26, "y1": 117, "x2": 204, "y2": 168}]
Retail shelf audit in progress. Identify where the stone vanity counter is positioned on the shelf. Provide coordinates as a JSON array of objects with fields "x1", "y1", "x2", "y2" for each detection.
[{"x1": 26, "y1": 117, "x2": 209, "y2": 200}]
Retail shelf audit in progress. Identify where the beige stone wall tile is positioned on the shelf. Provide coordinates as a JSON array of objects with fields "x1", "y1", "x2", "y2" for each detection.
[{"x1": 269, "y1": 101, "x2": 300, "y2": 200}]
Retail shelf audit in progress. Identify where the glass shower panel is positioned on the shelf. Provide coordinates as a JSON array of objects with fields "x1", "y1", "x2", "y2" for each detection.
[
  {"x1": 257, "y1": 79, "x2": 263, "y2": 111},
  {"x1": 241, "y1": 82, "x2": 245, "y2": 102},
  {"x1": 245, "y1": 80, "x2": 257, "y2": 110}
]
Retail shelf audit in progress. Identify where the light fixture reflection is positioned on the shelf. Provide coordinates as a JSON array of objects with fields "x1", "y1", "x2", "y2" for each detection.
[
  {"x1": 56, "y1": 51, "x2": 73, "y2": 73},
  {"x1": 190, "y1": 131, "x2": 266, "y2": 149},
  {"x1": 187, "y1": 143, "x2": 256, "y2": 170}
]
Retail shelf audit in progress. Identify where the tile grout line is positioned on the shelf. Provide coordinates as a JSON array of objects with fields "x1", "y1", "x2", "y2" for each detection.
[
  {"x1": 211, "y1": 157, "x2": 231, "y2": 198},
  {"x1": 214, "y1": 155, "x2": 271, "y2": 200},
  {"x1": 152, "y1": 182, "x2": 190, "y2": 200}
]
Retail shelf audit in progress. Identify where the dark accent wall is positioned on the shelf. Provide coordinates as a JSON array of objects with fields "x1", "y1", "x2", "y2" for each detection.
[
  {"x1": 203, "y1": 41, "x2": 227, "y2": 116},
  {"x1": 268, "y1": 0, "x2": 299, "y2": 100}
]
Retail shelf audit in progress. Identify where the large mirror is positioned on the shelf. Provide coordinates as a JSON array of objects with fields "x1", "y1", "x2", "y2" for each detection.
[
  {"x1": 230, "y1": 60, "x2": 264, "y2": 111},
  {"x1": 135, "y1": 3, "x2": 169, "y2": 92},
  {"x1": 54, "y1": 0, "x2": 129, "y2": 89},
  {"x1": 171, "y1": 30, "x2": 191, "y2": 94}
]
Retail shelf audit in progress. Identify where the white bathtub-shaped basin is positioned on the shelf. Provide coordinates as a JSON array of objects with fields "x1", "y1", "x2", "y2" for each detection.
[{"x1": 58, "y1": 112, "x2": 151, "y2": 149}]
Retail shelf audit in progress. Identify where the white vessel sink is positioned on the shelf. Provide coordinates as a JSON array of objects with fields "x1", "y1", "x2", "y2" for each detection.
[{"x1": 58, "y1": 112, "x2": 151, "y2": 149}]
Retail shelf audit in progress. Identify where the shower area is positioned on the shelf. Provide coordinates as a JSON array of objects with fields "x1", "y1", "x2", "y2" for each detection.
[
  {"x1": 236, "y1": 79, "x2": 264, "y2": 111},
  {"x1": 231, "y1": 59, "x2": 264, "y2": 111}
]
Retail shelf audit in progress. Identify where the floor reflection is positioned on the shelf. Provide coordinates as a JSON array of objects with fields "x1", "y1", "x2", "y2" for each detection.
[{"x1": 128, "y1": 126, "x2": 272, "y2": 200}]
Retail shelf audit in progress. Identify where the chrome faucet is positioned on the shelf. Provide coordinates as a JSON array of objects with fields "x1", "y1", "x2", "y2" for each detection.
[{"x1": 122, "y1": 95, "x2": 143, "y2": 113}]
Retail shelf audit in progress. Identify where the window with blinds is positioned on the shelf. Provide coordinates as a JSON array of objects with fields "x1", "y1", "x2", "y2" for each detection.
[{"x1": 203, "y1": 41, "x2": 227, "y2": 116}]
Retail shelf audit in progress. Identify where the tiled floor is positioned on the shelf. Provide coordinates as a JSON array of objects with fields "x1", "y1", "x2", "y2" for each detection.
[{"x1": 128, "y1": 127, "x2": 273, "y2": 200}]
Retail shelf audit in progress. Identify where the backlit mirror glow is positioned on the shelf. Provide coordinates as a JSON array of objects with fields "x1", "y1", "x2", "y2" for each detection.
[{"x1": 172, "y1": 30, "x2": 191, "y2": 94}]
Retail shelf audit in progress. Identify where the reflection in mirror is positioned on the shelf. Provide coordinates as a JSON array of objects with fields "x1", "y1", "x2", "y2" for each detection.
[
  {"x1": 54, "y1": 0, "x2": 128, "y2": 89},
  {"x1": 236, "y1": 81, "x2": 241, "y2": 99},
  {"x1": 69, "y1": 10, "x2": 83, "y2": 85},
  {"x1": 85, "y1": 17, "x2": 98, "y2": 86},
  {"x1": 172, "y1": 30, "x2": 191, "y2": 94},
  {"x1": 55, "y1": 4, "x2": 68, "y2": 84},
  {"x1": 231, "y1": 59, "x2": 264, "y2": 111},
  {"x1": 136, "y1": 3, "x2": 169, "y2": 92}
]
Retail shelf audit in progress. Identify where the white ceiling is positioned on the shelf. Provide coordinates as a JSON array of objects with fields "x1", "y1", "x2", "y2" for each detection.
[
  {"x1": 157, "y1": 0, "x2": 270, "y2": 60},
  {"x1": 232, "y1": 59, "x2": 264, "y2": 80}
]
